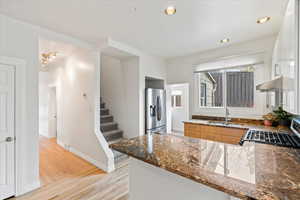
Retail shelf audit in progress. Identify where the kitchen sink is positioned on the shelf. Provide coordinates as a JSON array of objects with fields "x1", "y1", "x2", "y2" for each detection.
[{"x1": 208, "y1": 121, "x2": 232, "y2": 126}]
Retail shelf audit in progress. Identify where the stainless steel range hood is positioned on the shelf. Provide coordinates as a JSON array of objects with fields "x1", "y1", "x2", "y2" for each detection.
[{"x1": 256, "y1": 76, "x2": 294, "y2": 92}]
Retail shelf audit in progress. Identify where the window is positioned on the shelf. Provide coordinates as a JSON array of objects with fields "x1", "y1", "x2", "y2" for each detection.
[
  {"x1": 198, "y1": 70, "x2": 223, "y2": 107},
  {"x1": 171, "y1": 95, "x2": 182, "y2": 107},
  {"x1": 226, "y1": 71, "x2": 254, "y2": 107},
  {"x1": 171, "y1": 90, "x2": 183, "y2": 107},
  {"x1": 200, "y1": 82, "x2": 207, "y2": 106},
  {"x1": 198, "y1": 66, "x2": 254, "y2": 108}
]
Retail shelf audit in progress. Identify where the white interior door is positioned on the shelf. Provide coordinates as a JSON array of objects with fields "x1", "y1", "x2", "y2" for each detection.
[
  {"x1": 169, "y1": 84, "x2": 189, "y2": 134},
  {"x1": 48, "y1": 87, "x2": 57, "y2": 138},
  {"x1": 0, "y1": 64, "x2": 15, "y2": 199}
]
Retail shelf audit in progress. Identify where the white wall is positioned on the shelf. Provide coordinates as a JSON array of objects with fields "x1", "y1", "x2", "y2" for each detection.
[
  {"x1": 100, "y1": 55, "x2": 126, "y2": 132},
  {"x1": 0, "y1": 14, "x2": 40, "y2": 195},
  {"x1": 272, "y1": 0, "x2": 298, "y2": 113},
  {"x1": 167, "y1": 36, "x2": 276, "y2": 119},
  {"x1": 100, "y1": 51, "x2": 167, "y2": 139},
  {"x1": 39, "y1": 72, "x2": 50, "y2": 137},
  {"x1": 45, "y1": 45, "x2": 110, "y2": 170},
  {"x1": 121, "y1": 57, "x2": 140, "y2": 138},
  {"x1": 139, "y1": 54, "x2": 167, "y2": 134},
  {"x1": 100, "y1": 39, "x2": 167, "y2": 137},
  {"x1": 99, "y1": 54, "x2": 141, "y2": 139},
  {"x1": 0, "y1": 14, "x2": 114, "y2": 195},
  {"x1": 0, "y1": 14, "x2": 166, "y2": 196}
]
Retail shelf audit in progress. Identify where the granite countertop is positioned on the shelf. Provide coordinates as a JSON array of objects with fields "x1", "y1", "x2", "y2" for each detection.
[{"x1": 110, "y1": 133, "x2": 300, "y2": 200}]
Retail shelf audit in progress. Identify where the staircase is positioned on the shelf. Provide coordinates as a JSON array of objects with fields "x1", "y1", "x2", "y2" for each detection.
[{"x1": 100, "y1": 98, "x2": 128, "y2": 164}]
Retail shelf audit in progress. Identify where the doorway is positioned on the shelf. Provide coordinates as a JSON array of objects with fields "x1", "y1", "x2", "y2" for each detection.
[
  {"x1": 167, "y1": 83, "x2": 189, "y2": 135},
  {"x1": 0, "y1": 63, "x2": 15, "y2": 199},
  {"x1": 48, "y1": 87, "x2": 57, "y2": 139},
  {"x1": 37, "y1": 38, "x2": 107, "y2": 188}
]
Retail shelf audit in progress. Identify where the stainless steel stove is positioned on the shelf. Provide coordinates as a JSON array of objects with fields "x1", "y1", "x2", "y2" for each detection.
[{"x1": 239, "y1": 118, "x2": 300, "y2": 149}]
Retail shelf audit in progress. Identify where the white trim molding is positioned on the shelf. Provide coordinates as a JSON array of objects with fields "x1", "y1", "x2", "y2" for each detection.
[
  {"x1": 94, "y1": 51, "x2": 115, "y2": 172},
  {"x1": 56, "y1": 139, "x2": 109, "y2": 172},
  {"x1": 296, "y1": 0, "x2": 300, "y2": 114},
  {"x1": 16, "y1": 181, "x2": 40, "y2": 196},
  {"x1": 0, "y1": 56, "x2": 41, "y2": 196},
  {"x1": 69, "y1": 147, "x2": 108, "y2": 172}
]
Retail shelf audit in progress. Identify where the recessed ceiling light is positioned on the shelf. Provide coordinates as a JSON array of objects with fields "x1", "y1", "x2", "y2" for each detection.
[
  {"x1": 165, "y1": 6, "x2": 176, "y2": 15},
  {"x1": 257, "y1": 16, "x2": 271, "y2": 24},
  {"x1": 220, "y1": 38, "x2": 230, "y2": 44}
]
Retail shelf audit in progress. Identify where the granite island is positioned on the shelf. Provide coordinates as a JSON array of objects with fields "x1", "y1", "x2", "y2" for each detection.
[{"x1": 110, "y1": 133, "x2": 300, "y2": 200}]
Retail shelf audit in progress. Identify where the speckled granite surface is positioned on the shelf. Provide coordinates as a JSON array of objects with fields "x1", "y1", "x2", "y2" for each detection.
[{"x1": 110, "y1": 133, "x2": 300, "y2": 200}]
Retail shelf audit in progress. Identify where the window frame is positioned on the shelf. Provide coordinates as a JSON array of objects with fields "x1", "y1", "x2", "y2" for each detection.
[
  {"x1": 193, "y1": 64, "x2": 267, "y2": 118},
  {"x1": 200, "y1": 82, "x2": 207, "y2": 107},
  {"x1": 198, "y1": 70, "x2": 224, "y2": 109},
  {"x1": 171, "y1": 94, "x2": 183, "y2": 108}
]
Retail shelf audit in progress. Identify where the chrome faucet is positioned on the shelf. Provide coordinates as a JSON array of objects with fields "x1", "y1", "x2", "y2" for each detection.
[{"x1": 225, "y1": 107, "x2": 231, "y2": 124}]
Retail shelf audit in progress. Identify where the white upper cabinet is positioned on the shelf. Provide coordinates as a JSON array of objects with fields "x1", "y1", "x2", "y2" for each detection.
[{"x1": 272, "y1": 0, "x2": 297, "y2": 113}]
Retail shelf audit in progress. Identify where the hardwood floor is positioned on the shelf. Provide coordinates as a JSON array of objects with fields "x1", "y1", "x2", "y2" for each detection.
[
  {"x1": 39, "y1": 137, "x2": 101, "y2": 185},
  {"x1": 11, "y1": 136, "x2": 129, "y2": 200}
]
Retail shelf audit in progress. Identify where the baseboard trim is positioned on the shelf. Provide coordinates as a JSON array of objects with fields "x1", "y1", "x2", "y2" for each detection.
[
  {"x1": 56, "y1": 140, "x2": 66, "y2": 149},
  {"x1": 16, "y1": 180, "x2": 41, "y2": 196},
  {"x1": 56, "y1": 140, "x2": 109, "y2": 172},
  {"x1": 69, "y1": 147, "x2": 108, "y2": 172},
  {"x1": 39, "y1": 133, "x2": 56, "y2": 139}
]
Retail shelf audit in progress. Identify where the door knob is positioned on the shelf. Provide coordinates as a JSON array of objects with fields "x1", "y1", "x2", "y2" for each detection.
[{"x1": 5, "y1": 137, "x2": 14, "y2": 142}]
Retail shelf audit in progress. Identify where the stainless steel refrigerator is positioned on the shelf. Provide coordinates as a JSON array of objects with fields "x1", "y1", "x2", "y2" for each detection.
[{"x1": 145, "y1": 88, "x2": 166, "y2": 134}]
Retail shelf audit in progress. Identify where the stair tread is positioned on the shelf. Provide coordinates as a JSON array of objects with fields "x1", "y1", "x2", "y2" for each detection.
[
  {"x1": 101, "y1": 122, "x2": 118, "y2": 126},
  {"x1": 99, "y1": 98, "x2": 124, "y2": 146},
  {"x1": 102, "y1": 129, "x2": 123, "y2": 134},
  {"x1": 100, "y1": 115, "x2": 113, "y2": 118},
  {"x1": 100, "y1": 108, "x2": 109, "y2": 115},
  {"x1": 103, "y1": 129, "x2": 123, "y2": 142}
]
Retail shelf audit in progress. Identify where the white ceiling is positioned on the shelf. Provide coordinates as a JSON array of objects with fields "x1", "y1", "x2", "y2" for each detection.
[
  {"x1": 0, "y1": 0, "x2": 289, "y2": 58},
  {"x1": 39, "y1": 38, "x2": 76, "y2": 59}
]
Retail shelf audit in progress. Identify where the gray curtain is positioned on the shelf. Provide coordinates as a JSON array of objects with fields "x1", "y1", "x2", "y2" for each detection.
[{"x1": 226, "y1": 72, "x2": 254, "y2": 107}]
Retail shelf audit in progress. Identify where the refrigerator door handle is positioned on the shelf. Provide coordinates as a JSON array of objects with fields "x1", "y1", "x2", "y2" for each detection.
[
  {"x1": 150, "y1": 105, "x2": 156, "y2": 117},
  {"x1": 156, "y1": 96, "x2": 161, "y2": 121}
]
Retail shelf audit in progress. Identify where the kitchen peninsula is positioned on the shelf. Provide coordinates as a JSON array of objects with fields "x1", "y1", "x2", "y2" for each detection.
[{"x1": 111, "y1": 133, "x2": 300, "y2": 200}]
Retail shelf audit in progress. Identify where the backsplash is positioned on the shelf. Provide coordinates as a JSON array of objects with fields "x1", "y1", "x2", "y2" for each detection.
[{"x1": 192, "y1": 115, "x2": 264, "y2": 125}]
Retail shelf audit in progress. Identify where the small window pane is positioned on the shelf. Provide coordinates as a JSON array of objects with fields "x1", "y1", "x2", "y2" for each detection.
[
  {"x1": 175, "y1": 95, "x2": 182, "y2": 107},
  {"x1": 171, "y1": 96, "x2": 175, "y2": 107},
  {"x1": 226, "y1": 71, "x2": 254, "y2": 107},
  {"x1": 200, "y1": 83, "x2": 207, "y2": 106},
  {"x1": 198, "y1": 71, "x2": 223, "y2": 107},
  {"x1": 171, "y1": 95, "x2": 182, "y2": 107}
]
